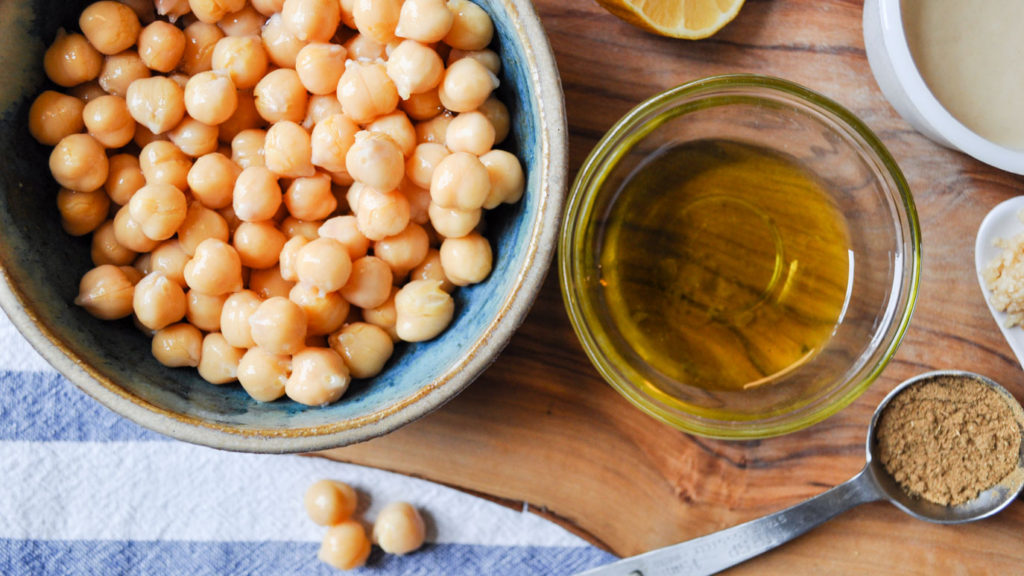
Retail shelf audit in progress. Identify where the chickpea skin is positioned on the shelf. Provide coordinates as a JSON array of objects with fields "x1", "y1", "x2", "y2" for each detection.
[
  {"x1": 57, "y1": 188, "x2": 110, "y2": 236},
  {"x1": 233, "y1": 166, "x2": 282, "y2": 222},
  {"x1": 80, "y1": 1, "x2": 142, "y2": 55},
  {"x1": 151, "y1": 323, "x2": 203, "y2": 368},
  {"x1": 289, "y1": 283, "x2": 350, "y2": 336},
  {"x1": 237, "y1": 347, "x2": 290, "y2": 402},
  {"x1": 295, "y1": 43, "x2": 347, "y2": 95},
  {"x1": 49, "y1": 133, "x2": 109, "y2": 193},
  {"x1": 138, "y1": 21, "x2": 187, "y2": 72},
  {"x1": 395, "y1": 0, "x2": 454, "y2": 44},
  {"x1": 445, "y1": 110, "x2": 495, "y2": 156},
  {"x1": 304, "y1": 479, "x2": 358, "y2": 526},
  {"x1": 444, "y1": 0, "x2": 494, "y2": 51},
  {"x1": 295, "y1": 237, "x2": 352, "y2": 292},
  {"x1": 74, "y1": 264, "x2": 136, "y2": 320},
  {"x1": 265, "y1": 120, "x2": 315, "y2": 178},
  {"x1": 126, "y1": 76, "x2": 186, "y2": 134},
  {"x1": 105, "y1": 154, "x2": 146, "y2": 205},
  {"x1": 346, "y1": 131, "x2": 404, "y2": 192},
  {"x1": 183, "y1": 238, "x2": 244, "y2": 295},
  {"x1": 211, "y1": 36, "x2": 268, "y2": 90},
  {"x1": 249, "y1": 296, "x2": 307, "y2": 355},
  {"x1": 337, "y1": 61, "x2": 399, "y2": 124},
  {"x1": 282, "y1": 0, "x2": 341, "y2": 43},
  {"x1": 319, "y1": 520, "x2": 371, "y2": 571},
  {"x1": 286, "y1": 347, "x2": 350, "y2": 406},
  {"x1": 134, "y1": 272, "x2": 188, "y2": 330},
  {"x1": 197, "y1": 332, "x2": 246, "y2": 385},
  {"x1": 394, "y1": 279, "x2": 454, "y2": 342},
  {"x1": 352, "y1": 0, "x2": 401, "y2": 44},
  {"x1": 386, "y1": 39, "x2": 444, "y2": 99},
  {"x1": 234, "y1": 221, "x2": 287, "y2": 269},
  {"x1": 440, "y1": 232, "x2": 492, "y2": 286},
  {"x1": 254, "y1": 68, "x2": 308, "y2": 124},
  {"x1": 28, "y1": 91, "x2": 85, "y2": 146},
  {"x1": 438, "y1": 57, "x2": 498, "y2": 113},
  {"x1": 220, "y1": 289, "x2": 262, "y2": 348},
  {"x1": 372, "y1": 501, "x2": 426, "y2": 555},
  {"x1": 311, "y1": 114, "x2": 359, "y2": 174},
  {"x1": 185, "y1": 70, "x2": 239, "y2": 126},
  {"x1": 430, "y1": 151, "x2": 490, "y2": 211},
  {"x1": 328, "y1": 322, "x2": 394, "y2": 379},
  {"x1": 44, "y1": 31, "x2": 103, "y2": 87}
]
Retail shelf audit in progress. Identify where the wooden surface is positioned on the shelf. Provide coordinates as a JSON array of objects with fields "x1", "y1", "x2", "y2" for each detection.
[{"x1": 322, "y1": 1, "x2": 1024, "y2": 572}]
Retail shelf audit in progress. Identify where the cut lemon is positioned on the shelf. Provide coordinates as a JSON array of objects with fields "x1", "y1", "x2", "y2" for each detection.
[{"x1": 595, "y1": 0, "x2": 745, "y2": 39}]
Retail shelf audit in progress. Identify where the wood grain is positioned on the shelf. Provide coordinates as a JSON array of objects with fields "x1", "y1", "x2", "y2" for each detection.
[{"x1": 320, "y1": 0, "x2": 1024, "y2": 572}]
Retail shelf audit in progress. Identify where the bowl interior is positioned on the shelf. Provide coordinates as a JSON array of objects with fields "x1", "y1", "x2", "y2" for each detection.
[
  {"x1": 0, "y1": 0, "x2": 561, "y2": 452},
  {"x1": 562, "y1": 75, "x2": 920, "y2": 438}
]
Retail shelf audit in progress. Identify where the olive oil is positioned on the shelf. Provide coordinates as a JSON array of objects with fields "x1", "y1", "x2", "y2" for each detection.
[{"x1": 599, "y1": 139, "x2": 851, "y2": 392}]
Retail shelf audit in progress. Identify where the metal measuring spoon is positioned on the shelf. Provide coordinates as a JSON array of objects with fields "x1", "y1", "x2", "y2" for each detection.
[{"x1": 576, "y1": 370, "x2": 1024, "y2": 576}]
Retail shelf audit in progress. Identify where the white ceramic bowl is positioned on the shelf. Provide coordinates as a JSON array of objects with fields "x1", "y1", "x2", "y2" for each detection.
[{"x1": 863, "y1": 0, "x2": 1024, "y2": 175}]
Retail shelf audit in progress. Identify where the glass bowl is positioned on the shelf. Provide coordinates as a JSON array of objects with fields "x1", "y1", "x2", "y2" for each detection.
[{"x1": 560, "y1": 74, "x2": 921, "y2": 439}]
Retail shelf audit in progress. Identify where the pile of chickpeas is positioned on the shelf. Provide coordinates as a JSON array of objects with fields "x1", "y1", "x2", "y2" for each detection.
[
  {"x1": 305, "y1": 478, "x2": 426, "y2": 569},
  {"x1": 30, "y1": 0, "x2": 524, "y2": 406}
]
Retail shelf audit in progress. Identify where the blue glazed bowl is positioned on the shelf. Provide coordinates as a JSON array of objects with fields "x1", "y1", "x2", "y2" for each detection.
[{"x1": 0, "y1": 0, "x2": 566, "y2": 452}]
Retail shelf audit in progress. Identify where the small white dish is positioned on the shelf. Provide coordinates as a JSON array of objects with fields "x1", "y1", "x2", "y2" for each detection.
[{"x1": 975, "y1": 196, "x2": 1024, "y2": 369}]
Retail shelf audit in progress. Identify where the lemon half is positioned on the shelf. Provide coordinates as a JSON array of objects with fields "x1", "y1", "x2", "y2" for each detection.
[{"x1": 595, "y1": 0, "x2": 746, "y2": 39}]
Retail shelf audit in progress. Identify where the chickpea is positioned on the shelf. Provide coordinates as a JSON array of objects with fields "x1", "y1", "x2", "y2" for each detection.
[
  {"x1": 444, "y1": 111, "x2": 494, "y2": 156},
  {"x1": 327, "y1": 322, "x2": 391, "y2": 378},
  {"x1": 233, "y1": 221, "x2": 286, "y2": 269},
  {"x1": 302, "y1": 94, "x2": 344, "y2": 130},
  {"x1": 155, "y1": 0, "x2": 191, "y2": 20},
  {"x1": 211, "y1": 36, "x2": 268, "y2": 90},
  {"x1": 233, "y1": 165, "x2": 282, "y2": 222},
  {"x1": 295, "y1": 237, "x2": 352, "y2": 292},
  {"x1": 372, "y1": 501, "x2": 426, "y2": 555},
  {"x1": 197, "y1": 332, "x2": 245, "y2": 384},
  {"x1": 147, "y1": 239, "x2": 188, "y2": 287},
  {"x1": 337, "y1": 0, "x2": 357, "y2": 28},
  {"x1": 337, "y1": 61, "x2": 398, "y2": 124},
  {"x1": 375, "y1": 221, "x2": 429, "y2": 278},
  {"x1": 249, "y1": 265, "x2": 295, "y2": 299},
  {"x1": 178, "y1": 201, "x2": 230, "y2": 255},
  {"x1": 440, "y1": 231, "x2": 491, "y2": 286},
  {"x1": 189, "y1": 0, "x2": 246, "y2": 24},
  {"x1": 438, "y1": 57, "x2": 497, "y2": 113},
  {"x1": 448, "y1": 48, "x2": 500, "y2": 76},
  {"x1": 99, "y1": 51, "x2": 152, "y2": 97},
  {"x1": 426, "y1": 155, "x2": 490, "y2": 217},
  {"x1": 181, "y1": 21, "x2": 225, "y2": 76},
  {"x1": 350, "y1": 0, "x2": 400, "y2": 44},
  {"x1": 254, "y1": 68, "x2": 308, "y2": 124},
  {"x1": 480, "y1": 149, "x2": 525, "y2": 208},
  {"x1": 57, "y1": 188, "x2": 109, "y2": 236},
  {"x1": 394, "y1": 279, "x2": 453, "y2": 342},
  {"x1": 80, "y1": 95, "x2": 134, "y2": 149},
  {"x1": 261, "y1": 13, "x2": 307, "y2": 69},
  {"x1": 133, "y1": 272, "x2": 187, "y2": 330},
  {"x1": 184, "y1": 238, "x2": 243, "y2": 294},
  {"x1": 478, "y1": 95, "x2": 510, "y2": 145},
  {"x1": 310, "y1": 114, "x2": 359, "y2": 174},
  {"x1": 414, "y1": 112, "x2": 453, "y2": 145},
  {"x1": 219, "y1": 90, "x2": 264, "y2": 142},
  {"x1": 126, "y1": 76, "x2": 186, "y2": 134},
  {"x1": 185, "y1": 291, "x2": 228, "y2": 332},
  {"x1": 139, "y1": 140, "x2": 192, "y2": 190},
  {"x1": 318, "y1": 215, "x2": 370, "y2": 260},
  {"x1": 249, "y1": 296, "x2": 307, "y2": 355},
  {"x1": 339, "y1": 256, "x2": 392, "y2": 309},
  {"x1": 319, "y1": 520, "x2": 371, "y2": 571},
  {"x1": 283, "y1": 173, "x2": 335, "y2": 221},
  {"x1": 127, "y1": 183, "x2": 187, "y2": 241},
  {"x1": 187, "y1": 153, "x2": 239, "y2": 209},
  {"x1": 295, "y1": 43, "x2": 347, "y2": 96},
  {"x1": 264, "y1": 121, "x2": 315, "y2": 178},
  {"x1": 184, "y1": 70, "x2": 238, "y2": 126},
  {"x1": 289, "y1": 283, "x2": 349, "y2": 335},
  {"x1": 282, "y1": 0, "x2": 341, "y2": 43},
  {"x1": 134, "y1": 252, "x2": 153, "y2": 277},
  {"x1": 411, "y1": 248, "x2": 454, "y2": 292},
  {"x1": 92, "y1": 220, "x2": 138, "y2": 266},
  {"x1": 44, "y1": 31, "x2": 103, "y2": 87},
  {"x1": 232, "y1": 128, "x2": 267, "y2": 168},
  {"x1": 395, "y1": 0, "x2": 453, "y2": 43},
  {"x1": 276, "y1": 235, "x2": 307, "y2": 282},
  {"x1": 286, "y1": 347, "x2": 350, "y2": 405},
  {"x1": 444, "y1": 0, "x2": 493, "y2": 51},
  {"x1": 362, "y1": 286, "x2": 398, "y2": 341},
  {"x1": 69, "y1": 81, "x2": 107, "y2": 102},
  {"x1": 251, "y1": 0, "x2": 285, "y2": 16},
  {"x1": 342, "y1": 33, "x2": 386, "y2": 61},
  {"x1": 113, "y1": 204, "x2": 159, "y2": 252},
  {"x1": 405, "y1": 142, "x2": 448, "y2": 190},
  {"x1": 49, "y1": 133, "x2": 109, "y2": 193},
  {"x1": 28, "y1": 91, "x2": 85, "y2": 146},
  {"x1": 237, "y1": 347, "x2": 290, "y2": 402},
  {"x1": 151, "y1": 323, "x2": 203, "y2": 367},
  {"x1": 345, "y1": 131, "x2": 404, "y2": 192},
  {"x1": 367, "y1": 111, "x2": 416, "y2": 157},
  {"x1": 132, "y1": 124, "x2": 168, "y2": 149},
  {"x1": 168, "y1": 116, "x2": 219, "y2": 157},
  {"x1": 385, "y1": 39, "x2": 443, "y2": 100},
  {"x1": 218, "y1": 5, "x2": 266, "y2": 36},
  {"x1": 356, "y1": 187, "x2": 410, "y2": 241},
  {"x1": 216, "y1": 290, "x2": 257, "y2": 347},
  {"x1": 401, "y1": 88, "x2": 444, "y2": 122},
  {"x1": 304, "y1": 479, "x2": 358, "y2": 526},
  {"x1": 219, "y1": 205, "x2": 244, "y2": 236},
  {"x1": 399, "y1": 178, "x2": 431, "y2": 225},
  {"x1": 428, "y1": 202, "x2": 478, "y2": 238},
  {"x1": 79, "y1": 1, "x2": 142, "y2": 56},
  {"x1": 74, "y1": 264, "x2": 136, "y2": 320},
  {"x1": 103, "y1": 154, "x2": 144, "y2": 206}
]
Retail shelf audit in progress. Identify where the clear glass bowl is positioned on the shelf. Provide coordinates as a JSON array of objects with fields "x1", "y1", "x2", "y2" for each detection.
[{"x1": 560, "y1": 74, "x2": 921, "y2": 439}]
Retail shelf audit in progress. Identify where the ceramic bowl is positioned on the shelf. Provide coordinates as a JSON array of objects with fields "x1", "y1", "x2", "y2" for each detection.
[
  {"x1": 863, "y1": 0, "x2": 1024, "y2": 175},
  {"x1": 0, "y1": 0, "x2": 566, "y2": 452},
  {"x1": 560, "y1": 74, "x2": 920, "y2": 439}
]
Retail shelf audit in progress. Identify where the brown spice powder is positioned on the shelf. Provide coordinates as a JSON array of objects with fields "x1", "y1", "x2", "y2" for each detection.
[{"x1": 876, "y1": 375, "x2": 1021, "y2": 506}]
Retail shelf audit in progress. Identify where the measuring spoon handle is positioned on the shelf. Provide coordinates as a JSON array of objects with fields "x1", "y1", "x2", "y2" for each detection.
[{"x1": 575, "y1": 466, "x2": 883, "y2": 576}]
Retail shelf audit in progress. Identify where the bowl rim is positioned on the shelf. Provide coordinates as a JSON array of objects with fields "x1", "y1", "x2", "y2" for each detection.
[
  {"x1": 0, "y1": 0, "x2": 568, "y2": 453},
  {"x1": 869, "y1": 0, "x2": 1024, "y2": 174},
  {"x1": 559, "y1": 73, "x2": 921, "y2": 439}
]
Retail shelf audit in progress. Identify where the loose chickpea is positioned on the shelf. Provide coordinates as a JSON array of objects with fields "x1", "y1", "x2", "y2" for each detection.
[
  {"x1": 337, "y1": 61, "x2": 399, "y2": 124},
  {"x1": 375, "y1": 221, "x2": 429, "y2": 278},
  {"x1": 133, "y1": 272, "x2": 187, "y2": 330},
  {"x1": 286, "y1": 347, "x2": 350, "y2": 405},
  {"x1": 181, "y1": 21, "x2": 225, "y2": 76},
  {"x1": 342, "y1": 33, "x2": 386, "y2": 61},
  {"x1": 92, "y1": 220, "x2": 138, "y2": 266},
  {"x1": 448, "y1": 48, "x2": 500, "y2": 76},
  {"x1": 302, "y1": 94, "x2": 344, "y2": 130},
  {"x1": 183, "y1": 238, "x2": 243, "y2": 294},
  {"x1": 103, "y1": 154, "x2": 144, "y2": 206},
  {"x1": 283, "y1": 173, "x2": 335, "y2": 221},
  {"x1": 310, "y1": 114, "x2": 359, "y2": 174},
  {"x1": 304, "y1": 479, "x2": 358, "y2": 526},
  {"x1": 411, "y1": 248, "x2": 454, "y2": 292},
  {"x1": 445, "y1": 110, "x2": 494, "y2": 156},
  {"x1": 178, "y1": 202, "x2": 230, "y2": 255},
  {"x1": 318, "y1": 215, "x2": 370, "y2": 260},
  {"x1": 211, "y1": 36, "x2": 267, "y2": 90},
  {"x1": 477, "y1": 95, "x2": 510, "y2": 144},
  {"x1": 44, "y1": 31, "x2": 103, "y2": 87},
  {"x1": 126, "y1": 76, "x2": 186, "y2": 134},
  {"x1": 75, "y1": 264, "x2": 136, "y2": 320},
  {"x1": 151, "y1": 323, "x2": 202, "y2": 367},
  {"x1": 399, "y1": 179, "x2": 431, "y2": 225},
  {"x1": 367, "y1": 111, "x2": 416, "y2": 157},
  {"x1": 250, "y1": 265, "x2": 295, "y2": 299},
  {"x1": 401, "y1": 88, "x2": 444, "y2": 122},
  {"x1": 356, "y1": 187, "x2": 410, "y2": 241},
  {"x1": 187, "y1": 153, "x2": 239, "y2": 209},
  {"x1": 197, "y1": 332, "x2": 245, "y2": 384},
  {"x1": 414, "y1": 112, "x2": 453, "y2": 145},
  {"x1": 429, "y1": 151, "x2": 490, "y2": 211},
  {"x1": 251, "y1": 0, "x2": 285, "y2": 16},
  {"x1": 339, "y1": 256, "x2": 392, "y2": 309},
  {"x1": 428, "y1": 202, "x2": 479, "y2": 238},
  {"x1": 405, "y1": 142, "x2": 449, "y2": 191},
  {"x1": 28, "y1": 91, "x2": 85, "y2": 146},
  {"x1": 372, "y1": 501, "x2": 426, "y2": 555},
  {"x1": 385, "y1": 39, "x2": 443, "y2": 100},
  {"x1": 254, "y1": 68, "x2": 308, "y2": 124},
  {"x1": 289, "y1": 283, "x2": 350, "y2": 335},
  {"x1": 282, "y1": 0, "x2": 341, "y2": 43},
  {"x1": 219, "y1": 5, "x2": 266, "y2": 36},
  {"x1": 345, "y1": 131, "x2": 404, "y2": 192},
  {"x1": 444, "y1": 0, "x2": 493, "y2": 50},
  {"x1": 237, "y1": 347, "x2": 290, "y2": 401},
  {"x1": 351, "y1": 0, "x2": 400, "y2": 44},
  {"x1": 249, "y1": 296, "x2": 307, "y2": 355},
  {"x1": 394, "y1": 279, "x2": 453, "y2": 342},
  {"x1": 49, "y1": 133, "x2": 109, "y2": 193},
  {"x1": 113, "y1": 204, "x2": 159, "y2": 252},
  {"x1": 438, "y1": 57, "x2": 498, "y2": 113},
  {"x1": 79, "y1": 1, "x2": 142, "y2": 56},
  {"x1": 440, "y1": 232, "x2": 492, "y2": 286},
  {"x1": 69, "y1": 81, "x2": 107, "y2": 103},
  {"x1": 295, "y1": 237, "x2": 352, "y2": 292},
  {"x1": 264, "y1": 121, "x2": 315, "y2": 178},
  {"x1": 231, "y1": 128, "x2": 267, "y2": 168},
  {"x1": 217, "y1": 290, "x2": 258, "y2": 347},
  {"x1": 128, "y1": 183, "x2": 188, "y2": 241},
  {"x1": 261, "y1": 13, "x2": 307, "y2": 68},
  {"x1": 184, "y1": 70, "x2": 238, "y2": 126},
  {"x1": 319, "y1": 520, "x2": 371, "y2": 571},
  {"x1": 81, "y1": 95, "x2": 134, "y2": 149},
  {"x1": 99, "y1": 51, "x2": 152, "y2": 97},
  {"x1": 139, "y1": 141, "x2": 192, "y2": 190},
  {"x1": 395, "y1": 0, "x2": 453, "y2": 43},
  {"x1": 189, "y1": 0, "x2": 246, "y2": 24},
  {"x1": 480, "y1": 149, "x2": 525, "y2": 208},
  {"x1": 168, "y1": 116, "x2": 220, "y2": 157},
  {"x1": 233, "y1": 166, "x2": 282, "y2": 222},
  {"x1": 295, "y1": 43, "x2": 347, "y2": 95},
  {"x1": 233, "y1": 221, "x2": 286, "y2": 269},
  {"x1": 57, "y1": 188, "x2": 109, "y2": 237}
]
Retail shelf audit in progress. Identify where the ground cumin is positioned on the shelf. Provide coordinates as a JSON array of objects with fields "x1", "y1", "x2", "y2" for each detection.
[{"x1": 875, "y1": 375, "x2": 1021, "y2": 506}]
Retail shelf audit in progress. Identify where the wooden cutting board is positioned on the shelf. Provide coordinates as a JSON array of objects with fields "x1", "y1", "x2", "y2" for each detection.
[{"x1": 321, "y1": 1, "x2": 1024, "y2": 572}]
